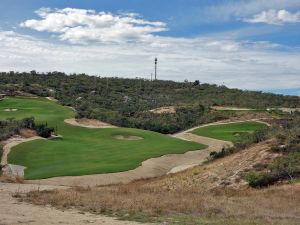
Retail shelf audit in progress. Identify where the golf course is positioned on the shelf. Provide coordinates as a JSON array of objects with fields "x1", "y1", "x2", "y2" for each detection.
[
  {"x1": 190, "y1": 121, "x2": 268, "y2": 141},
  {"x1": 0, "y1": 97, "x2": 205, "y2": 179}
]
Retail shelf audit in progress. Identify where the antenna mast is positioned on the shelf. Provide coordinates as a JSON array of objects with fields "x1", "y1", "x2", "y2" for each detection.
[{"x1": 154, "y1": 57, "x2": 157, "y2": 80}]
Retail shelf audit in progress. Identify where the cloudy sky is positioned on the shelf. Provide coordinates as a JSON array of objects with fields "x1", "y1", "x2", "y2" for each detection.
[{"x1": 0, "y1": 0, "x2": 300, "y2": 95}]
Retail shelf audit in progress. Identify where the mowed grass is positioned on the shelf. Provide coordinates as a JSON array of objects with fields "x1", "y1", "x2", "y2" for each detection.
[
  {"x1": 190, "y1": 121, "x2": 268, "y2": 142},
  {"x1": 0, "y1": 97, "x2": 205, "y2": 179}
]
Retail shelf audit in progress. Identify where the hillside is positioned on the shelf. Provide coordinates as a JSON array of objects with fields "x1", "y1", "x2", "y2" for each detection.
[
  {"x1": 1, "y1": 71, "x2": 300, "y2": 134},
  {"x1": 25, "y1": 139, "x2": 300, "y2": 225}
]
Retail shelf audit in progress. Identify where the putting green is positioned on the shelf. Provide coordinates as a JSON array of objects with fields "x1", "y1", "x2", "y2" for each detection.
[
  {"x1": 0, "y1": 97, "x2": 205, "y2": 179},
  {"x1": 190, "y1": 121, "x2": 268, "y2": 142}
]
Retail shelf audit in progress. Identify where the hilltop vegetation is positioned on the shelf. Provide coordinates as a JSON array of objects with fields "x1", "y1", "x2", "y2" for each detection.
[{"x1": 1, "y1": 71, "x2": 300, "y2": 133}]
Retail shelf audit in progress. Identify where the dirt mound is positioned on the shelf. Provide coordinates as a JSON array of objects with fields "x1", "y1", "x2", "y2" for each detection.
[
  {"x1": 149, "y1": 106, "x2": 176, "y2": 114},
  {"x1": 113, "y1": 135, "x2": 143, "y2": 140},
  {"x1": 19, "y1": 128, "x2": 37, "y2": 138},
  {"x1": 64, "y1": 118, "x2": 116, "y2": 128}
]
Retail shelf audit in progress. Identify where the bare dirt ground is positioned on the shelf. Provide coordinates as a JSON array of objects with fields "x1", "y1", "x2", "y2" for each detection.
[
  {"x1": 0, "y1": 183, "x2": 150, "y2": 225},
  {"x1": 157, "y1": 139, "x2": 279, "y2": 190},
  {"x1": 149, "y1": 106, "x2": 176, "y2": 114},
  {"x1": 19, "y1": 128, "x2": 38, "y2": 138},
  {"x1": 64, "y1": 118, "x2": 117, "y2": 128},
  {"x1": 211, "y1": 106, "x2": 255, "y2": 111}
]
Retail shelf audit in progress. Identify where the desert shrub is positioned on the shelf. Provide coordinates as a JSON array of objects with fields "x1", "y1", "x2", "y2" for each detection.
[
  {"x1": 233, "y1": 128, "x2": 270, "y2": 150},
  {"x1": 209, "y1": 147, "x2": 234, "y2": 160},
  {"x1": 243, "y1": 171, "x2": 278, "y2": 188},
  {"x1": 34, "y1": 124, "x2": 54, "y2": 138},
  {"x1": 270, "y1": 152, "x2": 300, "y2": 180}
]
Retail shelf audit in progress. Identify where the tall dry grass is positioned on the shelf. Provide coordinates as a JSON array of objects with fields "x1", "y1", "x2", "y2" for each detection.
[{"x1": 26, "y1": 181, "x2": 300, "y2": 224}]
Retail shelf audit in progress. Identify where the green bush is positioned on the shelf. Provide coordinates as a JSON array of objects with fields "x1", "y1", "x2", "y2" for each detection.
[
  {"x1": 34, "y1": 124, "x2": 54, "y2": 138},
  {"x1": 209, "y1": 147, "x2": 234, "y2": 159},
  {"x1": 233, "y1": 128, "x2": 270, "y2": 150},
  {"x1": 243, "y1": 171, "x2": 278, "y2": 188}
]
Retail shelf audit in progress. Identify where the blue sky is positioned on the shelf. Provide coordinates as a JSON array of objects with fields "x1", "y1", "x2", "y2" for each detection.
[{"x1": 0, "y1": 0, "x2": 300, "y2": 95}]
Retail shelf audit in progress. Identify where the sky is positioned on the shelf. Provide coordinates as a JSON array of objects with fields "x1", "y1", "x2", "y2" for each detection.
[{"x1": 0, "y1": 0, "x2": 300, "y2": 95}]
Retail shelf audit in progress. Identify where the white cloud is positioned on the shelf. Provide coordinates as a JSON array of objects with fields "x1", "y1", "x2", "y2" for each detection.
[
  {"x1": 20, "y1": 8, "x2": 167, "y2": 44},
  {"x1": 1, "y1": 30, "x2": 300, "y2": 91},
  {"x1": 177, "y1": 0, "x2": 300, "y2": 25},
  {"x1": 244, "y1": 9, "x2": 300, "y2": 25}
]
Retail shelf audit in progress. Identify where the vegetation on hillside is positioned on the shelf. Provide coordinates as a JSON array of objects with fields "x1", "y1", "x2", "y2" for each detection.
[
  {"x1": 1, "y1": 71, "x2": 300, "y2": 133},
  {"x1": 242, "y1": 114, "x2": 300, "y2": 187}
]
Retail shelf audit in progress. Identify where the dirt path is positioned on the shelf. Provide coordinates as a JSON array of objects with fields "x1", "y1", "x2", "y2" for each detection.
[
  {"x1": 1, "y1": 136, "x2": 43, "y2": 166},
  {"x1": 0, "y1": 182, "x2": 150, "y2": 225}
]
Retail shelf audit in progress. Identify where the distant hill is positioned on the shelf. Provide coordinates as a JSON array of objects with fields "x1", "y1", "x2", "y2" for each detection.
[{"x1": 1, "y1": 71, "x2": 300, "y2": 133}]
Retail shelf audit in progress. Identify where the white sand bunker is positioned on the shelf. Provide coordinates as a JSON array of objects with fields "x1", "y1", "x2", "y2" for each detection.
[
  {"x1": 4, "y1": 108, "x2": 18, "y2": 112},
  {"x1": 113, "y1": 134, "x2": 143, "y2": 141}
]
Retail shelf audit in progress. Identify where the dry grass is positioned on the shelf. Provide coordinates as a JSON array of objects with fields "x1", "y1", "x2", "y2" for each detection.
[
  {"x1": 26, "y1": 183, "x2": 300, "y2": 224},
  {"x1": 24, "y1": 141, "x2": 300, "y2": 225},
  {"x1": 0, "y1": 174, "x2": 24, "y2": 183}
]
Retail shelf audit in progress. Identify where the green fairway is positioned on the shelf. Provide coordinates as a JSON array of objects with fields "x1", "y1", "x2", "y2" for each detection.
[
  {"x1": 0, "y1": 97, "x2": 205, "y2": 179},
  {"x1": 190, "y1": 121, "x2": 268, "y2": 142}
]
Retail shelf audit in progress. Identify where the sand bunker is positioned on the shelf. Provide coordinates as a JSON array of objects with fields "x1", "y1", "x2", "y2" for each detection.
[
  {"x1": 149, "y1": 106, "x2": 176, "y2": 114},
  {"x1": 46, "y1": 97, "x2": 58, "y2": 102},
  {"x1": 64, "y1": 118, "x2": 116, "y2": 128},
  {"x1": 3, "y1": 108, "x2": 18, "y2": 112},
  {"x1": 113, "y1": 135, "x2": 143, "y2": 141},
  {"x1": 211, "y1": 106, "x2": 254, "y2": 111}
]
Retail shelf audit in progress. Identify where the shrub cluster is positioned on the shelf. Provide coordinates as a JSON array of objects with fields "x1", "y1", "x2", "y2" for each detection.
[
  {"x1": 243, "y1": 114, "x2": 300, "y2": 187},
  {"x1": 0, "y1": 117, "x2": 54, "y2": 140}
]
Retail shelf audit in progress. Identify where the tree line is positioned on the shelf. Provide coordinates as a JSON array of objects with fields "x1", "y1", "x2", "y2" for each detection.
[{"x1": 1, "y1": 71, "x2": 300, "y2": 133}]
